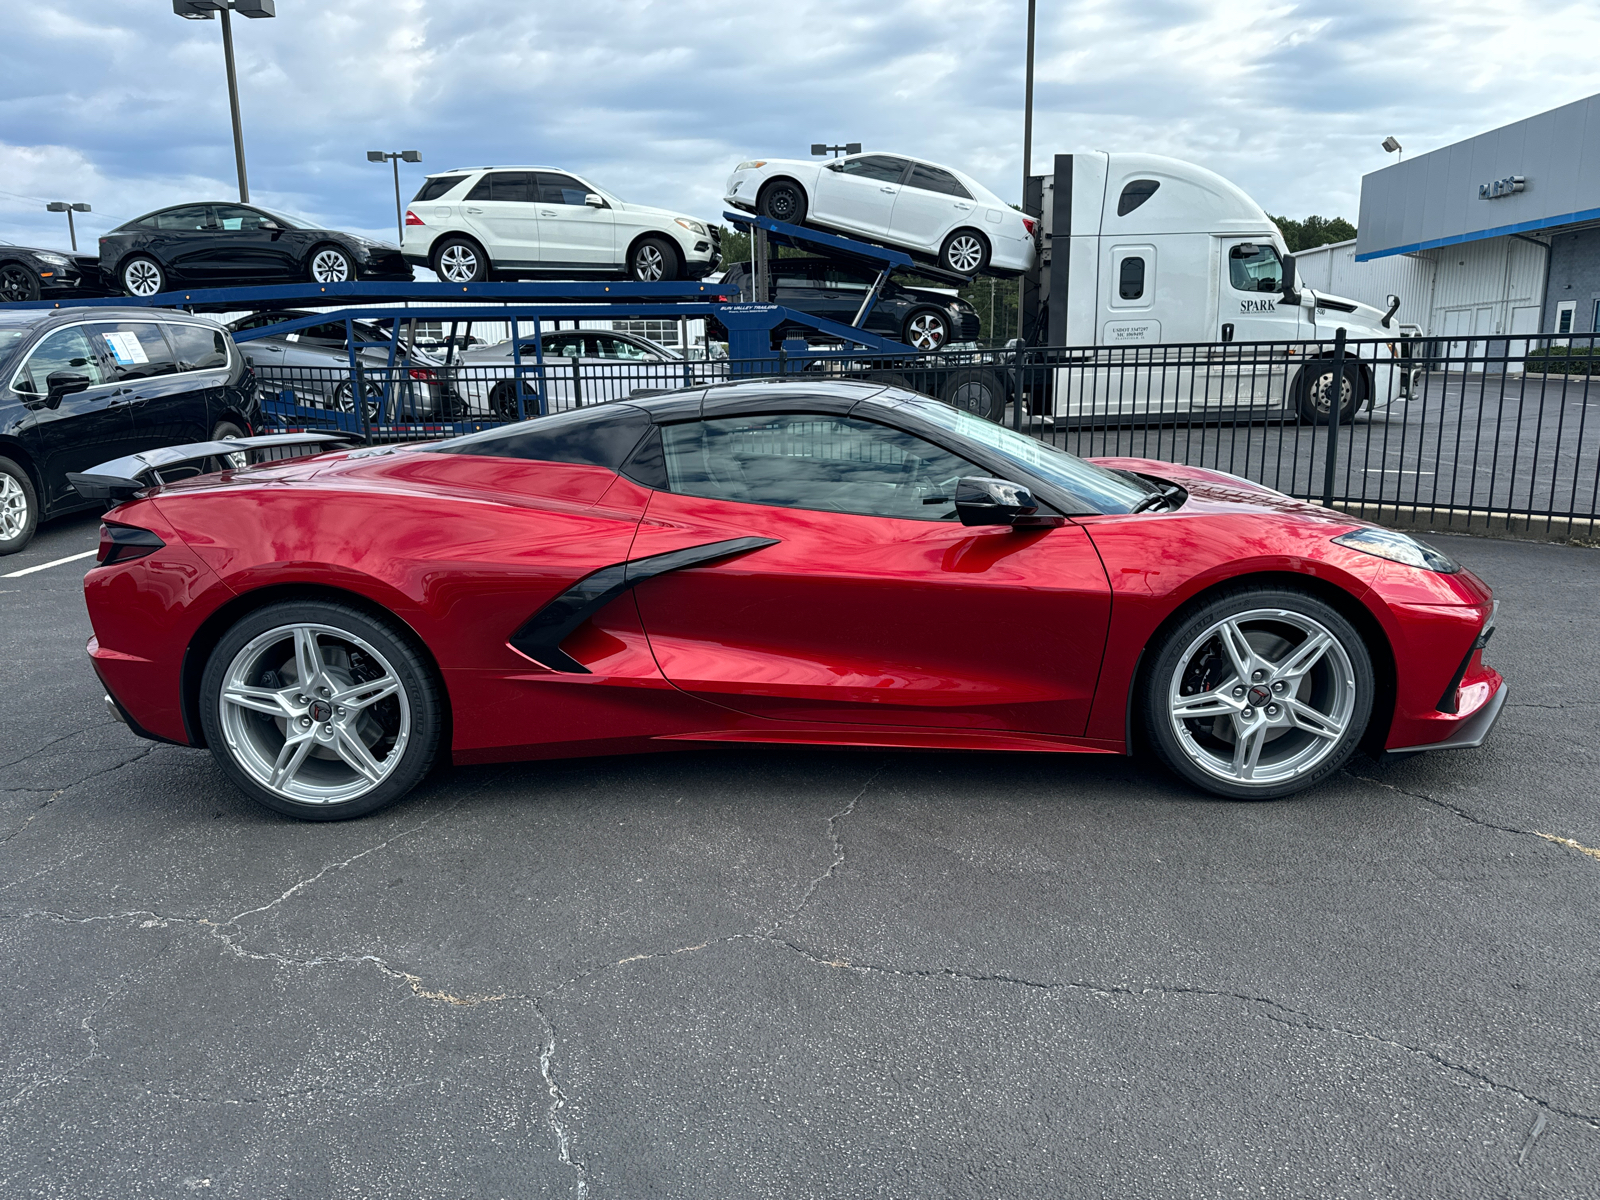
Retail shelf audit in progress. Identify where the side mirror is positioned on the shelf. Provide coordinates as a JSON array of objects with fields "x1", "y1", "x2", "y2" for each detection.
[
  {"x1": 1279, "y1": 253, "x2": 1300, "y2": 305},
  {"x1": 584, "y1": 193, "x2": 605, "y2": 207},
  {"x1": 954, "y1": 476, "x2": 1063, "y2": 529},
  {"x1": 46, "y1": 370, "x2": 91, "y2": 406},
  {"x1": 1382, "y1": 293, "x2": 1401, "y2": 329}
]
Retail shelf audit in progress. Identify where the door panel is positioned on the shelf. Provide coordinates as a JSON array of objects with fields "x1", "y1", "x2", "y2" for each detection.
[
  {"x1": 890, "y1": 164, "x2": 973, "y2": 249},
  {"x1": 811, "y1": 155, "x2": 908, "y2": 236},
  {"x1": 460, "y1": 172, "x2": 542, "y2": 266},
  {"x1": 631, "y1": 489, "x2": 1112, "y2": 733},
  {"x1": 535, "y1": 173, "x2": 616, "y2": 266}
]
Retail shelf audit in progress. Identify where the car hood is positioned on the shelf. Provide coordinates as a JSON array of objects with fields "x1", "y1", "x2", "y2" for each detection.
[
  {"x1": 611, "y1": 199, "x2": 708, "y2": 228},
  {"x1": 1089, "y1": 456, "x2": 1369, "y2": 524}
]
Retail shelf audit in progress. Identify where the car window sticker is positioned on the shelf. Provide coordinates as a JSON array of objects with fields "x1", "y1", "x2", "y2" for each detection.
[{"x1": 102, "y1": 330, "x2": 149, "y2": 366}]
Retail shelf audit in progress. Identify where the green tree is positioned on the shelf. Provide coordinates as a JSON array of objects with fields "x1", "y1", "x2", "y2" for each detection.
[{"x1": 1269, "y1": 214, "x2": 1358, "y2": 253}]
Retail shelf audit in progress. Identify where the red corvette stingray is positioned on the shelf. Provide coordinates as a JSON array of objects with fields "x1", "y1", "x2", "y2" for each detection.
[{"x1": 72, "y1": 381, "x2": 1504, "y2": 820}]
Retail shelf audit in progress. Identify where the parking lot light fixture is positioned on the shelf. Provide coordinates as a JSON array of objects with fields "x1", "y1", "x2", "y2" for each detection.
[
  {"x1": 45, "y1": 202, "x2": 92, "y2": 251},
  {"x1": 1382, "y1": 136, "x2": 1403, "y2": 162},
  {"x1": 172, "y1": 0, "x2": 276, "y2": 203},
  {"x1": 810, "y1": 142, "x2": 862, "y2": 159},
  {"x1": 368, "y1": 151, "x2": 423, "y2": 246}
]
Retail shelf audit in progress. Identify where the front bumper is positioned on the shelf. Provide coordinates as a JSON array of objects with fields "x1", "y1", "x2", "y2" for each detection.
[{"x1": 1388, "y1": 681, "x2": 1507, "y2": 754}]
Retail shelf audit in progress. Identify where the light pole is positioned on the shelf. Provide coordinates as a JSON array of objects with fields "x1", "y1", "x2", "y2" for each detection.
[
  {"x1": 45, "y1": 202, "x2": 92, "y2": 252},
  {"x1": 809, "y1": 143, "x2": 862, "y2": 159},
  {"x1": 1023, "y1": 0, "x2": 1036, "y2": 200},
  {"x1": 172, "y1": 1, "x2": 276, "y2": 203},
  {"x1": 368, "y1": 150, "x2": 423, "y2": 246}
]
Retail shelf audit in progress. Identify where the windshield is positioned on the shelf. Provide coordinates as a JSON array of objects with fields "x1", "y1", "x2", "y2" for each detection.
[{"x1": 900, "y1": 398, "x2": 1152, "y2": 513}]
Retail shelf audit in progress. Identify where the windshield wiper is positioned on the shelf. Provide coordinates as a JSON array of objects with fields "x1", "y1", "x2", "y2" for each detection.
[{"x1": 1130, "y1": 483, "x2": 1185, "y2": 514}]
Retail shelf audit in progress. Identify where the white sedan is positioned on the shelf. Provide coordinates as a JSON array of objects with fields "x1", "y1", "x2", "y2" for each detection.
[{"x1": 724, "y1": 152, "x2": 1037, "y2": 277}]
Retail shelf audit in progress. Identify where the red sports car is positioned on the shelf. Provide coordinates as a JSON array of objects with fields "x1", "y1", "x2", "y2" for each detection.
[{"x1": 72, "y1": 382, "x2": 1504, "y2": 821}]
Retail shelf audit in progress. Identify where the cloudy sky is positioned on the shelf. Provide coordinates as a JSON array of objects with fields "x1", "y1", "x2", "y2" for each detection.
[{"x1": 3, "y1": 0, "x2": 1597, "y2": 253}]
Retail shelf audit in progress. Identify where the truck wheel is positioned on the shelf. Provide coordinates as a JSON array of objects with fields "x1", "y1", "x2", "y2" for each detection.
[
  {"x1": 757, "y1": 180, "x2": 808, "y2": 226},
  {"x1": 1295, "y1": 361, "x2": 1366, "y2": 424},
  {"x1": 0, "y1": 456, "x2": 39, "y2": 556},
  {"x1": 939, "y1": 369, "x2": 1006, "y2": 421}
]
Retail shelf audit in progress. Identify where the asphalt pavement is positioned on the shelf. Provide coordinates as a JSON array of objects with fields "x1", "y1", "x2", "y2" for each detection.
[{"x1": 2, "y1": 510, "x2": 1598, "y2": 1198}]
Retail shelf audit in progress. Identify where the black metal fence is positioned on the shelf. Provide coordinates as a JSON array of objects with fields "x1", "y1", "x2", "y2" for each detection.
[{"x1": 254, "y1": 331, "x2": 1600, "y2": 536}]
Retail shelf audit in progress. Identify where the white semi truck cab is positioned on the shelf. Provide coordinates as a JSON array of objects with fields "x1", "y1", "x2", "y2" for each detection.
[{"x1": 1023, "y1": 152, "x2": 1414, "y2": 420}]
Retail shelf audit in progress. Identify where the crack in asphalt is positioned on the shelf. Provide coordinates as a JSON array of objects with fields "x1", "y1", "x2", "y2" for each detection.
[
  {"x1": 0, "y1": 745, "x2": 161, "y2": 838},
  {"x1": 766, "y1": 760, "x2": 884, "y2": 936},
  {"x1": 1346, "y1": 770, "x2": 1599, "y2": 857},
  {"x1": 4, "y1": 991, "x2": 114, "y2": 1110},
  {"x1": 0, "y1": 719, "x2": 122, "y2": 771}
]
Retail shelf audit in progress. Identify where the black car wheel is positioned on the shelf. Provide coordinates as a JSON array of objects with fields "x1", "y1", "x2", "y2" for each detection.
[
  {"x1": 903, "y1": 309, "x2": 952, "y2": 351},
  {"x1": 332, "y1": 379, "x2": 384, "y2": 421},
  {"x1": 0, "y1": 262, "x2": 40, "y2": 303},
  {"x1": 939, "y1": 229, "x2": 989, "y2": 276},
  {"x1": 309, "y1": 246, "x2": 353, "y2": 283},
  {"x1": 1294, "y1": 361, "x2": 1366, "y2": 425},
  {"x1": 757, "y1": 180, "x2": 808, "y2": 226},
  {"x1": 629, "y1": 237, "x2": 680, "y2": 282},
  {"x1": 0, "y1": 456, "x2": 39, "y2": 556},
  {"x1": 198, "y1": 599, "x2": 443, "y2": 820},
  {"x1": 939, "y1": 369, "x2": 1006, "y2": 421},
  {"x1": 433, "y1": 237, "x2": 487, "y2": 283},
  {"x1": 121, "y1": 256, "x2": 165, "y2": 298}
]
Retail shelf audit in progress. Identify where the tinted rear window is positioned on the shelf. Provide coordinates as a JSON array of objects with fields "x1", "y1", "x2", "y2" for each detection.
[
  {"x1": 413, "y1": 175, "x2": 468, "y2": 202},
  {"x1": 433, "y1": 404, "x2": 652, "y2": 469},
  {"x1": 165, "y1": 323, "x2": 231, "y2": 371}
]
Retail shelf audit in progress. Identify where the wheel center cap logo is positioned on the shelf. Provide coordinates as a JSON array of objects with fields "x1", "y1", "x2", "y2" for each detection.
[
  {"x1": 309, "y1": 700, "x2": 333, "y2": 723},
  {"x1": 1248, "y1": 685, "x2": 1272, "y2": 707}
]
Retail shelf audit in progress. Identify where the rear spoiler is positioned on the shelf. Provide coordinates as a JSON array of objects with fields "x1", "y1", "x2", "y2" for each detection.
[{"x1": 68, "y1": 433, "x2": 353, "y2": 502}]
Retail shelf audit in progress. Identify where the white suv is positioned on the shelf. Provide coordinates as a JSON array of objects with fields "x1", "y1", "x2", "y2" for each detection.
[{"x1": 402, "y1": 166, "x2": 721, "y2": 282}]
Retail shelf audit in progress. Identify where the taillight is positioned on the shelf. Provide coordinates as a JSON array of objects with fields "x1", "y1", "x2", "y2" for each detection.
[
  {"x1": 1021, "y1": 216, "x2": 1039, "y2": 237},
  {"x1": 408, "y1": 367, "x2": 437, "y2": 381},
  {"x1": 97, "y1": 522, "x2": 165, "y2": 566},
  {"x1": 404, "y1": 209, "x2": 425, "y2": 226}
]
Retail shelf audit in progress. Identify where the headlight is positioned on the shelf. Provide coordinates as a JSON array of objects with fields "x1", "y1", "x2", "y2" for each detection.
[
  {"x1": 1332, "y1": 527, "x2": 1459, "y2": 573},
  {"x1": 735, "y1": 161, "x2": 766, "y2": 171},
  {"x1": 35, "y1": 252, "x2": 69, "y2": 266},
  {"x1": 675, "y1": 218, "x2": 708, "y2": 236}
]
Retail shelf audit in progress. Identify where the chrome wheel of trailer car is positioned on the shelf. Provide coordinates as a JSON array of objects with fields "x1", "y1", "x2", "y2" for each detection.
[
  {"x1": 310, "y1": 247, "x2": 353, "y2": 283},
  {"x1": 905, "y1": 310, "x2": 950, "y2": 351},
  {"x1": 940, "y1": 231, "x2": 987, "y2": 275},
  {"x1": 121, "y1": 256, "x2": 164, "y2": 297},
  {"x1": 632, "y1": 243, "x2": 666, "y2": 281},
  {"x1": 435, "y1": 239, "x2": 485, "y2": 283},
  {"x1": 0, "y1": 464, "x2": 36, "y2": 549},
  {"x1": 217, "y1": 623, "x2": 412, "y2": 807},
  {"x1": 332, "y1": 378, "x2": 384, "y2": 421}
]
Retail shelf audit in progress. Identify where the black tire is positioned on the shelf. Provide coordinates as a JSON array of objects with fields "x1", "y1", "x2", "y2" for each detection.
[
  {"x1": 1295, "y1": 360, "x2": 1366, "y2": 424},
  {"x1": 0, "y1": 455, "x2": 40, "y2": 556},
  {"x1": 308, "y1": 245, "x2": 353, "y2": 284},
  {"x1": 211, "y1": 420, "x2": 246, "y2": 441},
  {"x1": 332, "y1": 379, "x2": 384, "y2": 421},
  {"x1": 120, "y1": 255, "x2": 165, "y2": 298},
  {"x1": 939, "y1": 369, "x2": 1007, "y2": 421},
  {"x1": 198, "y1": 600, "x2": 443, "y2": 820},
  {"x1": 628, "y1": 237, "x2": 680, "y2": 282},
  {"x1": 488, "y1": 380, "x2": 536, "y2": 421},
  {"x1": 0, "y1": 261, "x2": 41, "y2": 303},
  {"x1": 757, "y1": 180, "x2": 808, "y2": 226},
  {"x1": 939, "y1": 229, "x2": 989, "y2": 276},
  {"x1": 1141, "y1": 586, "x2": 1374, "y2": 800},
  {"x1": 903, "y1": 308, "x2": 952, "y2": 351},
  {"x1": 433, "y1": 236, "x2": 488, "y2": 283}
]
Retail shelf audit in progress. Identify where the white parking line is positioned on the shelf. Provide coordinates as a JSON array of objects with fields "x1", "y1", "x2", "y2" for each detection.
[{"x1": 3, "y1": 549, "x2": 98, "y2": 578}]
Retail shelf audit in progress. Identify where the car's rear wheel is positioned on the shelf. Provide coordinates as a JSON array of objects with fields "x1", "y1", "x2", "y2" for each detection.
[
  {"x1": 629, "y1": 237, "x2": 680, "y2": 282},
  {"x1": 433, "y1": 237, "x2": 487, "y2": 283},
  {"x1": 939, "y1": 369, "x2": 1006, "y2": 421},
  {"x1": 332, "y1": 378, "x2": 384, "y2": 421},
  {"x1": 199, "y1": 601, "x2": 442, "y2": 820},
  {"x1": 757, "y1": 180, "x2": 808, "y2": 226},
  {"x1": 0, "y1": 262, "x2": 40, "y2": 303},
  {"x1": 1142, "y1": 587, "x2": 1374, "y2": 799},
  {"x1": 903, "y1": 308, "x2": 952, "y2": 351},
  {"x1": 0, "y1": 456, "x2": 39, "y2": 556},
  {"x1": 939, "y1": 229, "x2": 989, "y2": 275},
  {"x1": 121, "y1": 256, "x2": 165, "y2": 297},
  {"x1": 309, "y1": 246, "x2": 353, "y2": 283}
]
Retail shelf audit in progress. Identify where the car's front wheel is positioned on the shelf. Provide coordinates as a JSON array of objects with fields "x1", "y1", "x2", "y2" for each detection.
[
  {"x1": 757, "y1": 180, "x2": 808, "y2": 226},
  {"x1": 0, "y1": 262, "x2": 41, "y2": 303},
  {"x1": 121, "y1": 255, "x2": 165, "y2": 297},
  {"x1": 309, "y1": 246, "x2": 353, "y2": 283},
  {"x1": 939, "y1": 229, "x2": 989, "y2": 275},
  {"x1": 629, "y1": 237, "x2": 680, "y2": 282},
  {"x1": 0, "y1": 456, "x2": 39, "y2": 556},
  {"x1": 199, "y1": 600, "x2": 443, "y2": 820},
  {"x1": 903, "y1": 308, "x2": 952, "y2": 351},
  {"x1": 433, "y1": 237, "x2": 488, "y2": 283},
  {"x1": 1143, "y1": 587, "x2": 1374, "y2": 799}
]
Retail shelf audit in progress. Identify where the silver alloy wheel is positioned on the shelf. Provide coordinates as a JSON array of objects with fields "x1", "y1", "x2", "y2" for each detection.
[
  {"x1": 217, "y1": 622, "x2": 411, "y2": 805},
  {"x1": 1167, "y1": 608, "x2": 1356, "y2": 786},
  {"x1": 0, "y1": 473, "x2": 27, "y2": 540},
  {"x1": 123, "y1": 259, "x2": 163, "y2": 297},
  {"x1": 311, "y1": 249, "x2": 352, "y2": 283},
  {"x1": 633, "y1": 244, "x2": 665, "y2": 281},
  {"x1": 945, "y1": 234, "x2": 984, "y2": 274},
  {"x1": 437, "y1": 243, "x2": 479, "y2": 282},
  {"x1": 906, "y1": 312, "x2": 948, "y2": 350}
]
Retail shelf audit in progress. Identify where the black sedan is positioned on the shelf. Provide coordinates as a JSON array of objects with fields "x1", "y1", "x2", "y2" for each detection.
[
  {"x1": 98, "y1": 203, "x2": 412, "y2": 298},
  {"x1": 0, "y1": 240, "x2": 107, "y2": 304},
  {"x1": 721, "y1": 256, "x2": 983, "y2": 350}
]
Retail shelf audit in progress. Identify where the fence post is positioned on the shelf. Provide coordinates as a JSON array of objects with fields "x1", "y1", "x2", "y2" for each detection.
[
  {"x1": 353, "y1": 360, "x2": 371, "y2": 444},
  {"x1": 1321, "y1": 327, "x2": 1346, "y2": 508},
  {"x1": 1011, "y1": 342, "x2": 1025, "y2": 431}
]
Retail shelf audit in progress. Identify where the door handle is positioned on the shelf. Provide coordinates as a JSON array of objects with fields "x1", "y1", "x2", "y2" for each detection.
[
  {"x1": 954, "y1": 203, "x2": 972, "y2": 210},
  {"x1": 465, "y1": 207, "x2": 484, "y2": 214},
  {"x1": 880, "y1": 186, "x2": 898, "y2": 193},
  {"x1": 1222, "y1": 323, "x2": 1235, "y2": 343},
  {"x1": 539, "y1": 209, "x2": 556, "y2": 217}
]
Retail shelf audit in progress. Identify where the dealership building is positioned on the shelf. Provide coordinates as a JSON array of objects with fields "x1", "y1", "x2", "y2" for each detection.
[{"x1": 1292, "y1": 91, "x2": 1600, "y2": 342}]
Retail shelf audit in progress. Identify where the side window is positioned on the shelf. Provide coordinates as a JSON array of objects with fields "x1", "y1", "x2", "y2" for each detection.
[
  {"x1": 1117, "y1": 180, "x2": 1160, "y2": 217},
  {"x1": 1119, "y1": 257, "x2": 1145, "y2": 300},
  {"x1": 593, "y1": 336, "x2": 653, "y2": 361},
  {"x1": 906, "y1": 164, "x2": 971, "y2": 199},
  {"x1": 153, "y1": 206, "x2": 215, "y2": 231},
  {"x1": 212, "y1": 205, "x2": 275, "y2": 231},
  {"x1": 90, "y1": 322, "x2": 178, "y2": 381},
  {"x1": 11, "y1": 326, "x2": 108, "y2": 395},
  {"x1": 821, "y1": 266, "x2": 870, "y2": 291},
  {"x1": 659, "y1": 413, "x2": 978, "y2": 520},
  {"x1": 166, "y1": 323, "x2": 230, "y2": 371},
  {"x1": 413, "y1": 175, "x2": 468, "y2": 202},
  {"x1": 536, "y1": 173, "x2": 593, "y2": 205},
  {"x1": 301, "y1": 322, "x2": 348, "y2": 346},
  {"x1": 488, "y1": 172, "x2": 537, "y2": 203},
  {"x1": 540, "y1": 336, "x2": 582, "y2": 358},
  {"x1": 838, "y1": 156, "x2": 910, "y2": 184},
  {"x1": 1228, "y1": 243, "x2": 1283, "y2": 293}
]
